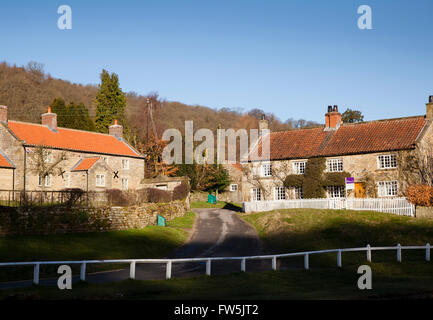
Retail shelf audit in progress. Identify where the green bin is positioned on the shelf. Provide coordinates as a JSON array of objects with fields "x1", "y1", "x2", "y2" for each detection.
[
  {"x1": 207, "y1": 194, "x2": 217, "y2": 204},
  {"x1": 157, "y1": 215, "x2": 166, "y2": 227}
]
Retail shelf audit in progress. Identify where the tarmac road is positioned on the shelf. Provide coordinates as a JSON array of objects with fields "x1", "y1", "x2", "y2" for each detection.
[{"x1": 0, "y1": 207, "x2": 265, "y2": 289}]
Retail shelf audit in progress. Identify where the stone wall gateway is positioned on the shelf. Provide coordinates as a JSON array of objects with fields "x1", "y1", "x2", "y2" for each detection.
[{"x1": 0, "y1": 200, "x2": 189, "y2": 235}]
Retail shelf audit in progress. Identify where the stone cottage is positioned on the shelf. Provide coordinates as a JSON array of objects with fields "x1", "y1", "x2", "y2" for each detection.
[
  {"x1": 241, "y1": 95, "x2": 433, "y2": 201},
  {"x1": 0, "y1": 105, "x2": 145, "y2": 193}
]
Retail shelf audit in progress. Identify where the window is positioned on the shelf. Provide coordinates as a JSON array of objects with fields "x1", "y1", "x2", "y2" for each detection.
[
  {"x1": 327, "y1": 186, "x2": 345, "y2": 198},
  {"x1": 251, "y1": 188, "x2": 262, "y2": 201},
  {"x1": 377, "y1": 155, "x2": 397, "y2": 169},
  {"x1": 121, "y1": 178, "x2": 129, "y2": 191},
  {"x1": 122, "y1": 159, "x2": 130, "y2": 170},
  {"x1": 230, "y1": 184, "x2": 238, "y2": 192},
  {"x1": 377, "y1": 181, "x2": 398, "y2": 197},
  {"x1": 156, "y1": 184, "x2": 167, "y2": 190},
  {"x1": 274, "y1": 186, "x2": 286, "y2": 200},
  {"x1": 96, "y1": 174, "x2": 106, "y2": 187},
  {"x1": 293, "y1": 161, "x2": 306, "y2": 174},
  {"x1": 65, "y1": 174, "x2": 71, "y2": 188},
  {"x1": 261, "y1": 163, "x2": 272, "y2": 177},
  {"x1": 38, "y1": 174, "x2": 52, "y2": 187},
  {"x1": 294, "y1": 186, "x2": 304, "y2": 199},
  {"x1": 326, "y1": 159, "x2": 343, "y2": 172}
]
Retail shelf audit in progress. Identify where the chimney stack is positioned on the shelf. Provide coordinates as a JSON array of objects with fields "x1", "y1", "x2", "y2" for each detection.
[
  {"x1": 259, "y1": 115, "x2": 269, "y2": 135},
  {"x1": 325, "y1": 105, "x2": 342, "y2": 130},
  {"x1": 426, "y1": 95, "x2": 433, "y2": 119},
  {"x1": 41, "y1": 106, "x2": 57, "y2": 131},
  {"x1": 0, "y1": 105, "x2": 8, "y2": 124},
  {"x1": 109, "y1": 119, "x2": 123, "y2": 138}
]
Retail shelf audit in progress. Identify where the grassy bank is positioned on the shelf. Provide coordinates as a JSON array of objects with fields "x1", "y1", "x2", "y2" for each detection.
[{"x1": 0, "y1": 211, "x2": 195, "y2": 282}]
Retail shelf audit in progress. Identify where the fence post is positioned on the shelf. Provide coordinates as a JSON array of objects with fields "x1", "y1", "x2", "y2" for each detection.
[
  {"x1": 272, "y1": 256, "x2": 277, "y2": 271},
  {"x1": 130, "y1": 261, "x2": 136, "y2": 280},
  {"x1": 80, "y1": 263, "x2": 86, "y2": 281},
  {"x1": 337, "y1": 250, "x2": 342, "y2": 268},
  {"x1": 397, "y1": 243, "x2": 402, "y2": 262},
  {"x1": 304, "y1": 254, "x2": 309, "y2": 270},
  {"x1": 166, "y1": 261, "x2": 172, "y2": 279},
  {"x1": 241, "y1": 258, "x2": 246, "y2": 272},
  {"x1": 33, "y1": 263, "x2": 40, "y2": 285},
  {"x1": 366, "y1": 244, "x2": 371, "y2": 262},
  {"x1": 426, "y1": 243, "x2": 431, "y2": 262},
  {"x1": 206, "y1": 259, "x2": 211, "y2": 276}
]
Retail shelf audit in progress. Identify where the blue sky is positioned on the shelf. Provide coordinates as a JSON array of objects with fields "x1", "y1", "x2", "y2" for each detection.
[{"x1": 0, "y1": 0, "x2": 432, "y2": 123}]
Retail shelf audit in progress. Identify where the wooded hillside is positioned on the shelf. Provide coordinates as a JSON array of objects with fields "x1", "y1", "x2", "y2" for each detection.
[{"x1": 0, "y1": 61, "x2": 320, "y2": 141}]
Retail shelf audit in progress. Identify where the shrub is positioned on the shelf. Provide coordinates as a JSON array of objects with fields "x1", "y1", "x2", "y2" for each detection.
[
  {"x1": 147, "y1": 188, "x2": 173, "y2": 203},
  {"x1": 406, "y1": 185, "x2": 433, "y2": 206},
  {"x1": 173, "y1": 181, "x2": 190, "y2": 200},
  {"x1": 62, "y1": 188, "x2": 86, "y2": 207},
  {"x1": 322, "y1": 171, "x2": 351, "y2": 186},
  {"x1": 303, "y1": 157, "x2": 326, "y2": 198},
  {"x1": 284, "y1": 174, "x2": 304, "y2": 188},
  {"x1": 105, "y1": 189, "x2": 133, "y2": 206}
]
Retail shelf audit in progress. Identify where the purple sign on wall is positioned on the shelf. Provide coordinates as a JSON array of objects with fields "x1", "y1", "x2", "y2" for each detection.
[
  {"x1": 345, "y1": 177, "x2": 355, "y2": 190},
  {"x1": 345, "y1": 177, "x2": 355, "y2": 184}
]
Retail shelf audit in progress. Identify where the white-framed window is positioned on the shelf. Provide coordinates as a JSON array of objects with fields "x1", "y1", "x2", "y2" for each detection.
[
  {"x1": 292, "y1": 161, "x2": 306, "y2": 174},
  {"x1": 377, "y1": 155, "x2": 397, "y2": 169},
  {"x1": 294, "y1": 186, "x2": 304, "y2": 199},
  {"x1": 327, "y1": 186, "x2": 345, "y2": 198},
  {"x1": 96, "y1": 174, "x2": 106, "y2": 187},
  {"x1": 274, "y1": 186, "x2": 286, "y2": 200},
  {"x1": 122, "y1": 159, "x2": 130, "y2": 170},
  {"x1": 65, "y1": 173, "x2": 71, "y2": 188},
  {"x1": 326, "y1": 159, "x2": 343, "y2": 172},
  {"x1": 261, "y1": 163, "x2": 272, "y2": 177},
  {"x1": 230, "y1": 184, "x2": 238, "y2": 192},
  {"x1": 43, "y1": 151, "x2": 53, "y2": 163},
  {"x1": 121, "y1": 178, "x2": 129, "y2": 191},
  {"x1": 38, "y1": 174, "x2": 52, "y2": 187},
  {"x1": 251, "y1": 188, "x2": 262, "y2": 201},
  {"x1": 377, "y1": 181, "x2": 398, "y2": 197}
]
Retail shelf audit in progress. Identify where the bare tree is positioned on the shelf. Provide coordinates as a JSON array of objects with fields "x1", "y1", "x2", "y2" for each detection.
[{"x1": 29, "y1": 146, "x2": 67, "y2": 189}]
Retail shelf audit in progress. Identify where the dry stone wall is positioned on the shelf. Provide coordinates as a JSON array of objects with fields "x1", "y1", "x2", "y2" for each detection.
[{"x1": 0, "y1": 200, "x2": 188, "y2": 235}]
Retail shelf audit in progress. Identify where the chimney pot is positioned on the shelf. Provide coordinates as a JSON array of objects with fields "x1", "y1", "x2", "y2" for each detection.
[
  {"x1": 333, "y1": 105, "x2": 338, "y2": 112},
  {"x1": 0, "y1": 105, "x2": 8, "y2": 124},
  {"x1": 429, "y1": 95, "x2": 433, "y2": 103}
]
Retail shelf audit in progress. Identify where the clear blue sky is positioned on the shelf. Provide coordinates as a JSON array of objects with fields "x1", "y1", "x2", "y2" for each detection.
[{"x1": 1, "y1": 0, "x2": 432, "y2": 123}]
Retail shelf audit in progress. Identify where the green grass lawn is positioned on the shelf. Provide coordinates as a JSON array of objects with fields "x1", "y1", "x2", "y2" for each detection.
[
  {"x1": 2, "y1": 208, "x2": 433, "y2": 300},
  {"x1": 0, "y1": 211, "x2": 195, "y2": 282}
]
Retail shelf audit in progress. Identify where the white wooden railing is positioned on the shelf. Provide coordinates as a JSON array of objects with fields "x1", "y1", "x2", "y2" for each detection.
[
  {"x1": 242, "y1": 197, "x2": 415, "y2": 216},
  {"x1": 0, "y1": 243, "x2": 430, "y2": 285}
]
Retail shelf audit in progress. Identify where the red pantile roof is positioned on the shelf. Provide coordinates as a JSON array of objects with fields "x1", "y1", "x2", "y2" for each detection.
[
  {"x1": 71, "y1": 157, "x2": 100, "y2": 172},
  {"x1": 7, "y1": 121, "x2": 143, "y2": 158},
  {"x1": 0, "y1": 150, "x2": 14, "y2": 169},
  {"x1": 249, "y1": 116, "x2": 427, "y2": 161}
]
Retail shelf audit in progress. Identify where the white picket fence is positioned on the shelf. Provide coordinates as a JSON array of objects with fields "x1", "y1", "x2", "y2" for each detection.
[
  {"x1": 242, "y1": 197, "x2": 415, "y2": 216},
  {"x1": 0, "y1": 243, "x2": 429, "y2": 285}
]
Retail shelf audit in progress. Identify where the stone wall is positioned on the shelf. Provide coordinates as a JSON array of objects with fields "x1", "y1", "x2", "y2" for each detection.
[
  {"x1": 0, "y1": 200, "x2": 188, "y2": 235},
  {"x1": 189, "y1": 191, "x2": 242, "y2": 203},
  {"x1": 415, "y1": 206, "x2": 433, "y2": 219}
]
